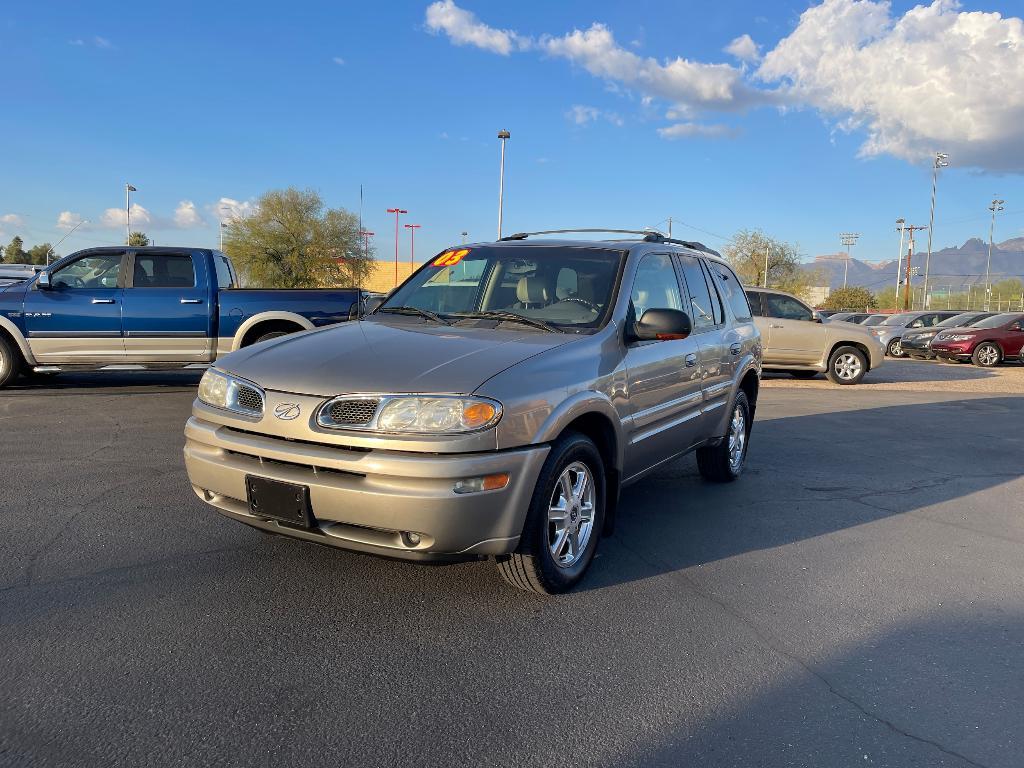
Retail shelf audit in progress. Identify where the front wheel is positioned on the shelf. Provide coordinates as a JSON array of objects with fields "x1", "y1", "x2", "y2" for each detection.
[
  {"x1": 496, "y1": 432, "x2": 605, "y2": 594},
  {"x1": 0, "y1": 335, "x2": 21, "y2": 388},
  {"x1": 972, "y1": 342, "x2": 1002, "y2": 367},
  {"x1": 887, "y1": 338, "x2": 906, "y2": 357},
  {"x1": 696, "y1": 390, "x2": 751, "y2": 483},
  {"x1": 826, "y1": 345, "x2": 867, "y2": 384}
]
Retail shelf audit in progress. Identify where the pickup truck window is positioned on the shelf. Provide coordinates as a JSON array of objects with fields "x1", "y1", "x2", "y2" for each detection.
[
  {"x1": 52, "y1": 254, "x2": 123, "y2": 289},
  {"x1": 214, "y1": 254, "x2": 235, "y2": 288},
  {"x1": 133, "y1": 253, "x2": 196, "y2": 288}
]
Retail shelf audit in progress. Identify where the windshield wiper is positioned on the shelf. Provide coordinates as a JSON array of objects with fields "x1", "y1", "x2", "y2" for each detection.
[
  {"x1": 377, "y1": 306, "x2": 451, "y2": 325},
  {"x1": 452, "y1": 311, "x2": 559, "y2": 333}
]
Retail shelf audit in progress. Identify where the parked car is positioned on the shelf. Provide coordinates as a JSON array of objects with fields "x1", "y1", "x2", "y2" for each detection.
[
  {"x1": 931, "y1": 312, "x2": 1024, "y2": 366},
  {"x1": 744, "y1": 288, "x2": 883, "y2": 384},
  {"x1": 900, "y1": 312, "x2": 995, "y2": 359},
  {"x1": 0, "y1": 246, "x2": 364, "y2": 388},
  {"x1": 861, "y1": 314, "x2": 889, "y2": 326},
  {"x1": 184, "y1": 232, "x2": 762, "y2": 594},
  {"x1": 869, "y1": 310, "x2": 963, "y2": 357},
  {"x1": 828, "y1": 312, "x2": 874, "y2": 324}
]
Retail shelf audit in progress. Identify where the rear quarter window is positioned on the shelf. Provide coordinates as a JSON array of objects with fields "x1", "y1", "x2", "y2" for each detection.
[{"x1": 710, "y1": 262, "x2": 752, "y2": 321}]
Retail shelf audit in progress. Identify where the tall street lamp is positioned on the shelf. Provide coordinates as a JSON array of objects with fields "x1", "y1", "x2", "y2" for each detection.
[
  {"x1": 923, "y1": 152, "x2": 949, "y2": 306},
  {"x1": 497, "y1": 129, "x2": 510, "y2": 239},
  {"x1": 461, "y1": 231, "x2": 468, "y2": 244},
  {"x1": 386, "y1": 208, "x2": 407, "y2": 286},
  {"x1": 404, "y1": 223, "x2": 421, "y2": 275},
  {"x1": 839, "y1": 232, "x2": 860, "y2": 289},
  {"x1": 360, "y1": 230, "x2": 374, "y2": 260},
  {"x1": 894, "y1": 218, "x2": 906, "y2": 306},
  {"x1": 125, "y1": 183, "x2": 138, "y2": 244},
  {"x1": 985, "y1": 197, "x2": 1005, "y2": 311}
]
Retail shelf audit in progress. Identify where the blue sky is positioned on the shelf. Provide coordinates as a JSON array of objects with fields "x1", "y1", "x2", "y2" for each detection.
[{"x1": 2, "y1": 0, "x2": 1023, "y2": 269}]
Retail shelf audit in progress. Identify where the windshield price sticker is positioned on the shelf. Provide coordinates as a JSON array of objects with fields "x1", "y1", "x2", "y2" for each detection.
[{"x1": 433, "y1": 249, "x2": 470, "y2": 267}]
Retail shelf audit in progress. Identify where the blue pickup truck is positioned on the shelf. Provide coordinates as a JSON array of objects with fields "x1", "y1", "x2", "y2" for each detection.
[{"x1": 0, "y1": 246, "x2": 363, "y2": 387}]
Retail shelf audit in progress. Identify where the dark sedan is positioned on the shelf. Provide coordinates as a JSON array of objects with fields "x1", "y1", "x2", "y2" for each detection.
[
  {"x1": 931, "y1": 312, "x2": 1024, "y2": 366},
  {"x1": 900, "y1": 312, "x2": 995, "y2": 359}
]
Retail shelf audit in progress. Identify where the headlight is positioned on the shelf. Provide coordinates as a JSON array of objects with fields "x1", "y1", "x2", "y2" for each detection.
[
  {"x1": 946, "y1": 334, "x2": 975, "y2": 341},
  {"x1": 198, "y1": 369, "x2": 265, "y2": 417},
  {"x1": 871, "y1": 328, "x2": 886, "y2": 336},
  {"x1": 318, "y1": 394, "x2": 501, "y2": 433}
]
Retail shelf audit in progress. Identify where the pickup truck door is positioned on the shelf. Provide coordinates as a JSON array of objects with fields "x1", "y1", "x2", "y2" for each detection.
[
  {"x1": 120, "y1": 251, "x2": 213, "y2": 362},
  {"x1": 23, "y1": 251, "x2": 126, "y2": 363},
  {"x1": 622, "y1": 253, "x2": 705, "y2": 481}
]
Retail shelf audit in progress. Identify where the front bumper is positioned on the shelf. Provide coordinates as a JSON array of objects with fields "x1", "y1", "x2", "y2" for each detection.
[
  {"x1": 184, "y1": 416, "x2": 549, "y2": 561},
  {"x1": 900, "y1": 336, "x2": 937, "y2": 357},
  {"x1": 932, "y1": 341, "x2": 973, "y2": 360}
]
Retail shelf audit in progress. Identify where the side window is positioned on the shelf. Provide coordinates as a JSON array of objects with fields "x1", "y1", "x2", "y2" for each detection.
[
  {"x1": 133, "y1": 254, "x2": 196, "y2": 288},
  {"x1": 908, "y1": 316, "x2": 926, "y2": 328},
  {"x1": 765, "y1": 293, "x2": 814, "y2": 322},
  {"x1": 630, "y1": 254, "x2": 683, "y2": 320},
  {"x1": 710, "y1": 262, "x2": 752, "y2": 321},
  {"x1": 699, "y1": 261, "x2": 725, "y2": 324},
  {"x1": 214, "y1": 254, "x2": 235, "y2": 289},
  {"x1": 51, "y1": 253, "x2": 123, "y2": 290},
  {"x1": 745, "y1": 290, "x2": 766, "y2": 317},
  {"x1": 676, "y1": 255, "x2": 717, "y2": 331}
]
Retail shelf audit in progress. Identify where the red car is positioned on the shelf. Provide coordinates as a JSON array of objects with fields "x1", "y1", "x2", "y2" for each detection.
[{"x1": 931, "y1": 312, "x2": 1024, "y2": 367}]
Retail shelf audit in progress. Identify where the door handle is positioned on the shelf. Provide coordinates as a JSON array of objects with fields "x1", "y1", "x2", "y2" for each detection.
[
  {"x1": 769, "y1": 323, "x2": 784, "y2": 329},
  {"x1": 180, "y1": 298, "x2": 203, "y2": 304},
  {"x1": 91, "y1": 298, "x2": 116, "y2": 304},
  {"x1": 684, "y1": 353, "x2": 698, "y2": 367},
  {"x1": 730, "y1": 342, "x2": 742, "y2": 356}
]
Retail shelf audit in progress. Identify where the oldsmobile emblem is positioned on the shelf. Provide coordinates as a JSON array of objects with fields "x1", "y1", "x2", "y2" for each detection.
[{"x1": 274, "y1": 402, "x2": 301, "y2": 421}]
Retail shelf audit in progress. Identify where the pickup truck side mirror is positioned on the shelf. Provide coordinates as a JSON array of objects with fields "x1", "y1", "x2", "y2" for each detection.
[
  {"x1": 36, "y1": 271, "x2": 52, "y2": 290},
  {"x1": 633, "y1": 308, "x2": 692, "y2": 341},
  {"x1": 362, "y1": 296, "x2": 385, "y2": 315}
]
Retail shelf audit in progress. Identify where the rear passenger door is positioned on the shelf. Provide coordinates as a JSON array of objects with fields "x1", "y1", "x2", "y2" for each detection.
[
  {"x1": 622, "y1": 253, "x2": 705, "y2": 480},
  {"x1": 674, "y1": 254, "x2": 732, "y2": 419},
  {"x1": 121, "y1": 251, "x2": 213, "y2": 362}
]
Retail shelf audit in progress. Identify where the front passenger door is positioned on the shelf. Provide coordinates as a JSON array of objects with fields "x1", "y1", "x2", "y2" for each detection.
[
  {"x1": 763, "y1": 293, "x2": 826, "y2": 364},
  {"x1": 622, "y1": 253, "x2": 704, "y2": 480}
]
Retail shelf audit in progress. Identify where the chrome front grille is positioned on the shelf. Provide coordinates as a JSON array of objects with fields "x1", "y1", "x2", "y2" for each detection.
[
  {"x1": 235, "y1": 385, "x2": 264, "y2": 415},
  {"x1": 323, "y1": 398, "x2": 381, "y2": 427}
]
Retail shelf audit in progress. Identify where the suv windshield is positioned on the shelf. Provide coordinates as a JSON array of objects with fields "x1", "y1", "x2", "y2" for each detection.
[{"x1": 378, "y1": 245, "x2": 625, "y2": 331}]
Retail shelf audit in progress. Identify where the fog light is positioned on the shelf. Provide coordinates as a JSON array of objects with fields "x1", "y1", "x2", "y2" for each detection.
[
  {"x1": 453, "y1": 473, "x2": 510, "y2": 494},
  {"x1": 401, "y1": 531, "x2": 422, "y2": 547}
]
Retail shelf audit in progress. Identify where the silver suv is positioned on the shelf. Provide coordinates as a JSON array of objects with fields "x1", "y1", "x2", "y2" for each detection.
[{"x1": 183, "y1": 232, "x2": 762, "y2": 593}]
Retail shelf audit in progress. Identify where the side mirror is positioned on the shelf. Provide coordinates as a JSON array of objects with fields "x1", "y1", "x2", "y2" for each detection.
[
  {"x1": 812, "y1": 311, "x2": 823, "y2": 323},
  {"x1": 363, "y1": 296, "x2": 385, "y2": 315},
  {"x1": 36, "y1": 272, "x2": 52, "y2": 290},
  {"x1": 633, "y1": 308, "x2": 692, "y2": 341}
]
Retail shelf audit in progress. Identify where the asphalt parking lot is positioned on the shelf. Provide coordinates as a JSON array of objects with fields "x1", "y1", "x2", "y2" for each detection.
[{"x1": 2, "y1": 365, "x2": 1023, "y2": 767}]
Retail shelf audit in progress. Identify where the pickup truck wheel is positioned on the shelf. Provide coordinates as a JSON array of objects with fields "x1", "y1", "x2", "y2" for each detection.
[
  {"x1": 972, "y1": 342, "x2": 1001, "y2": 367},
  {"x1": 0, "y1": 335, "x2": 21, "y2": 388},
  {"x1": 696, "y1": 390, "x2": 750, "y2": 483},
  {"x1": 496, "y1": 432, "x2": 605, "y2": 594},
  {"x1": 789, "y1": 370, "x2": 818, "y2": 379},
  {"x1": 825, "y1": 345, "x2": 867, "y2": 385}
]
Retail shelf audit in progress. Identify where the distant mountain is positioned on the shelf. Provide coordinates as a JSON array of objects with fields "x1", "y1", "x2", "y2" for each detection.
[{"x1": 806, "y1": 237, "x2": 1024, "y2": 291}]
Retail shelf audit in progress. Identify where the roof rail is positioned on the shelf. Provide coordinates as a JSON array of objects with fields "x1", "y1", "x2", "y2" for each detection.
[{"x1": 499, "y1": 228, "x2": 664, "y2": 241}]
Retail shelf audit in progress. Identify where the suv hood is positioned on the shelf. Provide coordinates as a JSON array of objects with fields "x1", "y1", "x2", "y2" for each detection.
[{"x1": 216, "y1": 318, "x2": 577, "y2": 396}]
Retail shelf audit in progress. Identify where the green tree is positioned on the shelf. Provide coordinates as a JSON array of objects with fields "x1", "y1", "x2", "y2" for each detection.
[
  {"x1": 128, "y1": 231, "x2": 150, "y2": 246},
  {"x1": 822, "y1": 286, "x2": 876, "y2": 311},
  {"x1": 3, "y1": 235, "x2": 26, "y2": 264},
  {"x1": 722, "y1": 229, "x2": 822, "y2": 301},
  {"x1": 26, "y1": 243, "x2": 54, "y2": 265},
  {"x1": 874, "y1": 286, "x2": 900, "y2": 310},
  {"x1": 222, "y1": 187, "x2": 371, "y2": 288}
]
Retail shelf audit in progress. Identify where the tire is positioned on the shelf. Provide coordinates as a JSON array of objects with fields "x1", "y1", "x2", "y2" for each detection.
[
  {"x1": 972, "y1": 342, "x2": 1002, "y2": 367},
  {"x1": 696, "y1": 390, "x2": 751, "y2": 483},
  {"x1": 0, "y1": 334, "x2": 22, "y2": 388},
  {"x1": 788, "y1": 370, "x2": 819, "y2": 379},
  {"x1": 887, "y1": 338, "x2": 906, "y2": 357},
  {"x1": 825, "y1": 345, "x2": 867, "y2": 385},
  {"x1": 496, "y1": 432, "x2": 605, "y2": 595},
  {"x1": 254, "y1": 330, "x2": 289, "y2": 344}
]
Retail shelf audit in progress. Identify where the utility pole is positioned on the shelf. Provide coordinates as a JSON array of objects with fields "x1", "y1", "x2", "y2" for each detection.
[
  {"x1": 902, "y1": 225, "x2": 928, "y2": 311},
  {"x1": 894, "y1": 218, "x2": 906, "y2": 307},
  {"x1": 386, "y1": 208, "x2": 407, "y2": 287},
  {"x1": 125, "y1": 183, "x2": 137, "y2": 244},
  {"x1": 839, "y1": 232, "x2": 859, "y2": 289},
  {"x1": 923, "y1": 152, "x2": 949, "y2": 303},
  {"x1": 497, "y1": 129, "x2": 510, "y2": 238},
  {"x1": 985, "y1": 197, "x2": 1005, "y2": 311}
]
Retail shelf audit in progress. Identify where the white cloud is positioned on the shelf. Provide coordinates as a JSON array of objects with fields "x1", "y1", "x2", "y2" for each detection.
[
  {"x1": 100, "y1": 204, "x2": 150, "y2": 229},
  {"x1": 69, "y1": 39, "x2": 84, "y2": 46},
  {"x1": 567, "y1": 105, "x2": 600, "y2": 125},
  {"x1": 173, "y1": 200, "x2": 204, "y2": 228},
  {"x1": 213, "y1": 197, "x2": 257, "y2": 221},
  {"x1": 332, "y1": 56, "x2": 345, "y2": 65},
  {"x1": 56, "y1": 211, "x2": 89, "y2": 230},
  {"x1": 658, "y1": 122, "x2": 737, "y2": 139},
  {"x1": 424, "y1": 0, "x2": 525, "y2": 55},
  {"x1": 725, "y1": 34, "x2": 761, "y2": 63},
  {"x1": 0, "y1": 214, "x2": 23, "y2": 226},
  {"x1": 93, "y1": 36, "x2": 112, "y2": 49}
]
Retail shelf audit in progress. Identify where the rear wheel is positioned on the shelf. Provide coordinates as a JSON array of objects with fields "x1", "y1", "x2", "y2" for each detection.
[
  {"x1": 496, "y1": 432, "x2": 605, "y2": 594},
  {"x1": 972, "y1": 342, "x2": 1001, "y2": 367},
  {"x1": 0, "y1": 335, "x2": 21, "y2": 388},
  {"x1": 826, "y1": 345, "x2": 867, "y2": 385},
  {"x1": 696, "y1": 391, "x2": 751, "y2": 483}
]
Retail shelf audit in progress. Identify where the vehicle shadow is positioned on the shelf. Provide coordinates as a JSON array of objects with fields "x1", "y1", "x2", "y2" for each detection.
[
  {"x1": 579, "y1": 395, "x2": 1024, "y2": 592},
  {"x1": 763, "y1": 359, "x2": 1007, "y2": 385},
  {"x1": 2, "y1": 370, "x2": 203, "y2": 395}
]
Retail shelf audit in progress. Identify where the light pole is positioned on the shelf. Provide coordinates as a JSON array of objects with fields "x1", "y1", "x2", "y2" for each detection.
[
  {"x1": 497, "y1": 129, "x2": 510, "y2": 239},
  {"x1": 125, "y1": 183, "x2": 137, "y2": 244},
  {"x1": 360, "y1": 230, "x2": 374, "y2": 259},
  {"x1": 839, "y1": 232, "x2": 859, "y2": 289},
  {"x1": 49, "y1": 219, "x2": 89, "y2": 264},
  {"x1": 923, "y1": 152, "x2": 949, "y2": 305},
  {"x1": 461, "y1": 231, "x2": 468, "y2": 244},
  {"x1": 218, "y1": 204, "x2": 233, "y2": 251},
  {"x1": 901, "y1": 226, "x2": 928, "y2": 310},
  {"x1": 386, "y1": 208, "x2": 407, "y2": 286},
  {"x1": 404, "y1": 223, "x2": 421, "y2": 274},
  {"x1": 985, "y1": 197, "x2": 1005, "y2": 311},
  {"x1": 894, "y1": 218, "x2": 906, "y2": 306},
  {"x1": 763, "y1": 243, "x2": 770, "y2": 288}
]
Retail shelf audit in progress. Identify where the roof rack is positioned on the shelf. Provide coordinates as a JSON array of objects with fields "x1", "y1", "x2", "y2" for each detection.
[{"x1": 499, "y1": 228, "x2": 720, "y2": 256}]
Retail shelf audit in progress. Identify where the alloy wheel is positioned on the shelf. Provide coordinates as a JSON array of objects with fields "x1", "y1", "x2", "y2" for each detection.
[
  {"x1": 833, "y1": 352, "x2": 863, "y2": 381},
  {"x1": 547, "y1": 461, "x2": 596, "y2": 568},
  {"x1": 728, "y1": 404, "x2": 747, "y2": 473},
  {"x1": 978, "y1": 345, "x2": 999, "y2": 366}
]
